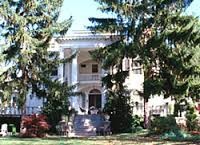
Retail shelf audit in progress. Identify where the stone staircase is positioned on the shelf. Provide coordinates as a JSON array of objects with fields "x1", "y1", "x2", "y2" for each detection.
[{"x1": 73, "y1": 114, "x2": 104, "y2": 137}]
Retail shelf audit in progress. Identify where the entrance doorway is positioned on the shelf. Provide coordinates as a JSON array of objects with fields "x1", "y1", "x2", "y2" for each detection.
[{"x1": 88, "y1": 89, "x2": 101, "y2": 109}]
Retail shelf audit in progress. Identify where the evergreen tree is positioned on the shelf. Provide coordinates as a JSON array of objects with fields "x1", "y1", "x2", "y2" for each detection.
[
  {"x1": 0, "y1": 0, "x2": 72, "y2": 121},
  {"x1": 149, "y1": 11, "x2": 200, "y2": 116},
  {"x1": 89, "y1": 0, "x2": 200, "y2": 129}
]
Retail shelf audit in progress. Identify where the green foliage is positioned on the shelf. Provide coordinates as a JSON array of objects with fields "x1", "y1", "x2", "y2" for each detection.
[
  {"x1": 161, "y1": 129, "x2": 200, "y2": 142},
  {"x1": 42, "y1": 82, "x2": 70, "y2": 133},
  {"x1": 90, "y1": 0, "x2": 200, "y2": 128},
  {"x1": 21, "y1": 114, "x2": 49, "y2": 138},
  {"x1": 131, "y1": 115, "x2": 142, "y2": 128},
  {"x1": 150, "y1": 116, "x2": 179, "y2": 135},
  {"x1": 186, "y1": 104, "x2": 199, "y2": 131},
  {"x1": 104, "y1": 89, "x2": 132, "y2": 134},
  {"x1": 0, "y1": 0, "x2": 76, "y2": 134},
  {"x1": 161, "y1": 130, "x2": 191, "y2": 141},
  {"x1": 131, "y1": 115, "x2": 143, "y2": 133},
  {"x1": 0, "y1": 0, "x2": 72, "y2": 107}
]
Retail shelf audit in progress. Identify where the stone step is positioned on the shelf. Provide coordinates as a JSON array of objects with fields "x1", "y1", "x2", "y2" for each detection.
[
  {"x1": 73, "y1": 114, "x2": 105, "y2": 137},
  {"x1": 75, "y1": 131, "x2": 96, "y2": 137}
]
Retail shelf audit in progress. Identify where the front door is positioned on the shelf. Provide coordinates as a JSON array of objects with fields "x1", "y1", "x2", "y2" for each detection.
[
  {"x1": 89, "y1": 94, "x2": 101, "y2": 109},
  {"x1": 88, "y1": 89, "x2": 101, "y2": 109}
]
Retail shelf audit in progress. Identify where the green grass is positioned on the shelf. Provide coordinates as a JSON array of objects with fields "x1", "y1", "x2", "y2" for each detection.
[
  {"x1": 0, "y1": 131, "x2": 199, "y2": 145},
  {"x1": 0, "y1": 137, "x2": 92, "y2": 145}
]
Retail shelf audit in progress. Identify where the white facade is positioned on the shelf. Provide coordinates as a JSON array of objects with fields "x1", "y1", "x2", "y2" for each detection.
[
  {"x1": 0, "y1": 30, "x2": 175, "y2": 116},
  {"x1": 50, "y1": 30, "x2": 175, "y2": 116}
]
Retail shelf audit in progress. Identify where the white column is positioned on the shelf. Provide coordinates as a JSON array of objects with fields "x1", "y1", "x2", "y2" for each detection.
[
  {"x1": 70, "y1": 48, "x2": 79, "y2": 112},
  {"x1": 101, "y1": 68, "x2": 107, "y2": 108},
  {"x1": 59, "y1": 48, "x2": 65, "y2": 83},
  {"x1": 66, "y1": 63, "x2": 70, "y2": 84},
  {"x1": 101, "y1": 88, "x2": 107, "y2": 109},
  {"x1": 71, "y1": 49, "x2": 78, "y2": 85},
  {"x1": 65, "y1": 48, "x2": 72, "y2": 84}
]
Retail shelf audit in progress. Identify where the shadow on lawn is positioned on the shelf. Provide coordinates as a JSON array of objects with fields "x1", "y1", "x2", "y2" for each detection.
[
  {"x1": 1, "y1": 130, "x2": 199, "y2": 144},
  {"x1": 43, "y1": 131, "x2": 200, "y2": 144}
]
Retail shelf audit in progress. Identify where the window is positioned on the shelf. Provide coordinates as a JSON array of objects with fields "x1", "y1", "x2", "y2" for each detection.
[
  {"x1": 92, "y1": 64, "x2": 98, "y2": 73},
  {"x1": 82, "y1": 95, "x2": 86, "y2": 108},
  {"x1": 132, "y1": 60, "x2": 142, "y2": 74},
  {"x1": 132, "y1": 61, "x2": 141, "y2": 68},
  {"x1": 63, "y1": 63, "x2": 65, "y2": 78},
  {"x1": 51, "y1": 68, "x2": 58, "y2": 76},
  {"x1": 124, "y1": 58, "x2": 130, "y2": 71},
  {"x1": 133, "y1": 68, "x2": 142, "y2": 74},
  {"x1": 81, "y1": 64, "x2": 86, "y2": 68},
  {"x1": 12, "y1": 96, "x2": 17, "y2": 106},
  {"x1": 12, "y1": 96, "x2": 16, "y2": 102},
  {"x1": 49, "y1": 51, "x2": 59, "y2": 59}
]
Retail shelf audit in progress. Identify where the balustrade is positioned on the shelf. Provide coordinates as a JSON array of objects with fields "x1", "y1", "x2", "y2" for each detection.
[
  {"x1": 0, "y1": 106, "x2": 41, "y2": 116},
  {"x1": 79, "y1": 74, "x2": 101, "y2": 82}
]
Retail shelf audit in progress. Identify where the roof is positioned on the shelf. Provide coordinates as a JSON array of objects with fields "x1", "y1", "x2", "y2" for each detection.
[{"x1": 55, "y1": 30, "x2": 120, "y2": 42}]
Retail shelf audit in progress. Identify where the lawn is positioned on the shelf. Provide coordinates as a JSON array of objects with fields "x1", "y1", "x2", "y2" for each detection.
[{"x1": 0, "y1": 132, "x2": 199, "y2": 145}]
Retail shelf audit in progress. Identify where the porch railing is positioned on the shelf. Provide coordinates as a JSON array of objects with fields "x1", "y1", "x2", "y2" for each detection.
[
  {"x1": 0, "y1": 106, "x2": 42, "y2": 116},
  {"x1": 79, "y1": 74, "x2": 102, "y2": 82},
  {"x1": 131, "y1": 104, "x2": 170, "y2": 116}
]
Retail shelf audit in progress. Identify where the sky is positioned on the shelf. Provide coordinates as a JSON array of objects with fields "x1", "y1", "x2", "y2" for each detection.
[
  {"x1": 59, "y1": 0, "x2": 200, "y2": 31},
  {"x1": 59, "y1": 0, "x2": 110, "y2": 31}
]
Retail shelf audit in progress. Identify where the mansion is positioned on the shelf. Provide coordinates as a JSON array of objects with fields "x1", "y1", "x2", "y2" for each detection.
[{"x1": 0, "y1": 30, "x2": 174, "y2": 117}]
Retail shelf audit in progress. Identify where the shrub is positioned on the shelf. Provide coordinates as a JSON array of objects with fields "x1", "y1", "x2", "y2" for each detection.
[
  {"x1": 131, "y1": 115, "x2": 143, "y2": 133},
  {"x1": 104, "y1": 93, "x2": 132, "y2": 133},
  {"x1": 186, "y1": 105, "x2": 199, "y2": 131},
  {"x1": 150, "y1": 115, "x2": 179, "y2": 134},
  {"x1": 21, "y1": 114, "x2": 50, "y2": 138},
  {"x1": 161, "y1": 130, "x2": 190, "y2": 141}
]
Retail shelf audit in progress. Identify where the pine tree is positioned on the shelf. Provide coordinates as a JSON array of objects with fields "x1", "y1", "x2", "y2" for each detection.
[
  {"x1": 89, "y1": 0, "x2": 200, "y2": 129},
  {"x1": 0, "y1": 0, "x2": 72, "y2": 114},
  {"x1": 149, "y1": 11, "x2": 200, "y2": 116}
]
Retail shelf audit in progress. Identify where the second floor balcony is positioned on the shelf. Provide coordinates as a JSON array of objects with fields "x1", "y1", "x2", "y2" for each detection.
[
  {"x1": 78, "y1": 59, "x2": 102, "y2": 83},
  {"x1": 78, "y1": 73, "x2": 101, "y2": 83}
]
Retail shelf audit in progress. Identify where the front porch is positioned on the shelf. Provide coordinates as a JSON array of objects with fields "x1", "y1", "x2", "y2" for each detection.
[{"x1": 69, "y1": 84, "x2": 106, "y2": 115}]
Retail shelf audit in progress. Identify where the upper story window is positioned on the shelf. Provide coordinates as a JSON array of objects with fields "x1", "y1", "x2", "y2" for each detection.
[
  {"x1": 81, "y1": 64, "x2": 86, "y2": 68},
  {"x1": 92, "y1": 64, "x2": 98, "y2": 73},
  {"x1": 132, "y1": 61, "x2": 142, "y2": 74},
  {"x1": 48, "y1": 52, "x2": 59, "y2": 76}
]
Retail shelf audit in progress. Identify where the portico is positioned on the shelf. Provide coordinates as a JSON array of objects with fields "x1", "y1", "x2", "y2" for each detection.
[{"x1": 55, "y1": 31, "x2": 119, "y2": 114}]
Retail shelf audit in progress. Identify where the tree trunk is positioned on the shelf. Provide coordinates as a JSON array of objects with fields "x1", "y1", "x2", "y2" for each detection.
[
  {"x1": 143, "y1": 98, "x2": 149, "y2": 128},
  {"x1": 174, "y1": 99, "x2": 179, "y2": 117}
]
